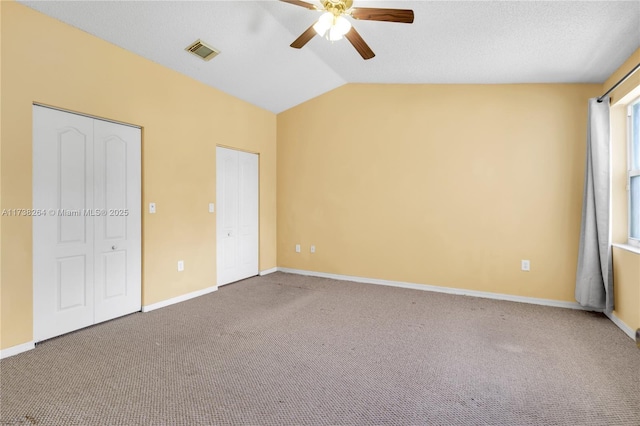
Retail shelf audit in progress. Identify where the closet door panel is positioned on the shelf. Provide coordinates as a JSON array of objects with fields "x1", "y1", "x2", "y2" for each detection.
[
  {"x1": 236, "y1": 151, "x2": 259, "y2": 280},
  {"x1": 93, "y1": 120, "x2": 141, "y2": 324},
  {"x1": 33, "y1": 106, "x2": 95, "y2": 342}
]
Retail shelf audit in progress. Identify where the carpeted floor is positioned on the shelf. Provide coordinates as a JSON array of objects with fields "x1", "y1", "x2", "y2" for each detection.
[{"x1": 1, "y1": 272, "x2": 639, "y2": 425}]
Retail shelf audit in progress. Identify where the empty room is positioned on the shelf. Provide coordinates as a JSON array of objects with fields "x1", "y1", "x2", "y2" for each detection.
[{"x1": 1, "y1": 1, "x2": 639, "y2": 425}]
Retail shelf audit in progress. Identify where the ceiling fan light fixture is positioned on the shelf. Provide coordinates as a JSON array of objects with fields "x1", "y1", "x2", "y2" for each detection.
[
  {"x1": 330, "y1": 26, "x2": 349, "y2": 41},
  {"x1": 334, "y1": 15, "x2": 352, "y2": 36},
  {"x1": 328, "y1": 26, "x2": 342, "y2": 41},
  {"x1": 313, "y1": 12, "x2": 333, "y2": 36},
  {"x1": 314, "y1": 12, "x2": 352, "y2": 41}
]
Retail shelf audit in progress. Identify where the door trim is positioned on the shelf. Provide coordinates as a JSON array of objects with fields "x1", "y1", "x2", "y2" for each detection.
[
  {"x1": 215, "y1": 143, "x2": 258, "y2": 155},
  {"x1": 33, "y1": 103, "x2": 141, "y2": 129}
]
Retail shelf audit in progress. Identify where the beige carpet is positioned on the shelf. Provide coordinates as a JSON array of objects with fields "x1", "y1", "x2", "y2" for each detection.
[{"x1": 1, "y1": 272, "x2": 639, "y2": 425}]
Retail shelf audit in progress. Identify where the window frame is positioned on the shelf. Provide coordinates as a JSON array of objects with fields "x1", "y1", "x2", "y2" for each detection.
[{"x1": 627, "y1": 97, "x2": 640, "y2": 248}]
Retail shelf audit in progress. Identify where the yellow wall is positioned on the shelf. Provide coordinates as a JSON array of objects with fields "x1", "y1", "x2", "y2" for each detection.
[
  {"x1": 0, "y1": 2, "x2": 277, "y2": 350},
  {"x1": 613, "y1": 247, "x2": 640, "y2": 331},
  {"x1": 278, "y1": 83, "x2": 599, "y2": 301}
]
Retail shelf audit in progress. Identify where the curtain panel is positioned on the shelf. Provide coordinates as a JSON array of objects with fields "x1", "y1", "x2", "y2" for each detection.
[{"x1": 575, "y1": 97, "x2": 612, "y2": 311}]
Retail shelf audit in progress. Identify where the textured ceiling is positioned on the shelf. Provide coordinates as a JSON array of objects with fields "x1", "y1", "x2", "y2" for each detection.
[{"x1": 19, "y1": 0, "x2": 640, "y2": 113}]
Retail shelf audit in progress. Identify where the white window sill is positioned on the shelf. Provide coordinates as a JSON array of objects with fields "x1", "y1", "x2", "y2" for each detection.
[{"x1": 612, "y1": 243, "x2": 640, "y2": 255}]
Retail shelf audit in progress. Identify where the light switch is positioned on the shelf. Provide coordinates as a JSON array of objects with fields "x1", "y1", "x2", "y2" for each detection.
[
  {"x1": 149, "y1": 203, "x2": 156, "y2": 214},
  {"x1": 209, "y1": 203, "x2": 215, "y2": 213}
]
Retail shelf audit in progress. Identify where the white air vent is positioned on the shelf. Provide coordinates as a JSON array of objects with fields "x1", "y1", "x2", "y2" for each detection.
[{"x1": 185, "y1": 39, "x2": 220, "y2": 61}]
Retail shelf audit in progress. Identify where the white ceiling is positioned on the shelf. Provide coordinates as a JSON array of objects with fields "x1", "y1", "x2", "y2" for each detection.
[{"x1": 19, "y1": 0, "x2": 640, "y2": 113}]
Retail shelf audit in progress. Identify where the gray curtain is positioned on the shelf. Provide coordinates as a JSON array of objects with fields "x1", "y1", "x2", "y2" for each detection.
[{"x1": 575, "y1": 96, "x2": 612, "y2": 312}]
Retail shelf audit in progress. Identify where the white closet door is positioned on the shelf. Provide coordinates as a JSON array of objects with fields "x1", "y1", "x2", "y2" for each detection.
[
  {"x1": 216, "y1": 147, "x2": 259, "y2": 286},
  {"x1": 217, "y1": 148, "x2": 240, "y2": 286},
  {"x1": 33, "y1": 107, "x2": 96, "y2": 342},
  {"x1": 236, "y1": 152, "x2": 259, "y2": 280},
  {"x1": 33, "y1": 106, "x2": 141, "y2": 342},
  {"x1": 93, "y1": 120, "x2": 141, "y2": 323}
]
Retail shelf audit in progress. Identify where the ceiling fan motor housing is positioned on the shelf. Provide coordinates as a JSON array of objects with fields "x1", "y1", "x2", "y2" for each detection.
[{"x1": 323, "y1": 0, "x2": 353, "y2": 15}]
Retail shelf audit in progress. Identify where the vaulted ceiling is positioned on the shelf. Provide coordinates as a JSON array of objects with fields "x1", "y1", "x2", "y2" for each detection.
[{"x1": 19, "y1": 1, "x2": 640, "y2": 113}]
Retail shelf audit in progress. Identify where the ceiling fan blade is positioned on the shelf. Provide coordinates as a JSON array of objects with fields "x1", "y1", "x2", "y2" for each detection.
[
  {"x1": 350, "y1": 7, "x2": 414, "y2": 23},
  {"x1": 291, "y1": 24, "x2": 317, "y2": 49},
  {"x1": 280, "y1": 0, "x2": 318, "y2": 10},
  {"x1": 344, "y1": 27, "x2": 375, "y2": 60}
]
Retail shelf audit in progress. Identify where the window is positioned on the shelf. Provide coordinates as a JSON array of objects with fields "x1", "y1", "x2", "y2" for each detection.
[{"x1": 628, "y1": 98, "x2": 640, "y2": 247}]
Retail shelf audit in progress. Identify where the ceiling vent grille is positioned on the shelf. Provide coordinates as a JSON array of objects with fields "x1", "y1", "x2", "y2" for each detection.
[{"x1": 185, "y1": 39, "x2": 220, "y2": 61}]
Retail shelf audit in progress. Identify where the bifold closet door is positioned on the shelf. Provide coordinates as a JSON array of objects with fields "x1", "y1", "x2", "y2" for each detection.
[
  {"x1": 33, "y1": 108, "x2": 95, "y2": 341},
  {"x1": 33, "y1": 106, "x2": 141, "y2": 342},
  {"x1": 93, "y1": 119, "x2": 141, "y2": 324},
  {"x1": 216, "y1": 147, "x2": 259, "y2": 286}
]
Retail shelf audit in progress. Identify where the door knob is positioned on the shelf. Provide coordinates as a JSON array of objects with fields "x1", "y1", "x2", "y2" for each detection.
[
  {"x1": 111, "y1": 245, "x2": 117, "y2": 250},
  {"x1": 227, "y1": 232, "x2": 232, "y2": 237}
]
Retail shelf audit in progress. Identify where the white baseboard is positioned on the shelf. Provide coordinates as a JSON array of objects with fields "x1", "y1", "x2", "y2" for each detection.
[
  {"x1": 605, "y1": 311, "x2": 636, "y2": 340},
  {"x1": 142, "y1": 285, "x2": 218, "y2": 313},
  {"x1": 277, "y1": 267, "x2": 591, "y2": 311},
  {"x1": 259, "y1": 267, "x2": 278, "y2": 276},
  {"x1": 0, "y1": 341, "x2": 35, "y2": 360}
]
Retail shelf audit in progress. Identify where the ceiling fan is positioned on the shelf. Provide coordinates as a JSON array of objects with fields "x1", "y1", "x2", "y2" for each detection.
[{"x1": 280, "y1": 0, "x2": 414, "y2": 60}]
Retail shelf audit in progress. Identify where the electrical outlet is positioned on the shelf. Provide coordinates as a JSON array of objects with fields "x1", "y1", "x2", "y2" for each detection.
[
  {"x1": 208, "y1": 203, "x2": 215, "y2": 213},
  {"x1": 521, "y1": 260, "x2": 530, "y2": 272},
  {"x1": 295, "y1": 244, "x2": 301, "y2": 253},
  {"x1": 310, "y1": 245, "x2": 316, "y2": 253},
  {"x1": 177, "y1": 260, "x2": 184, "y2": 272}
]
